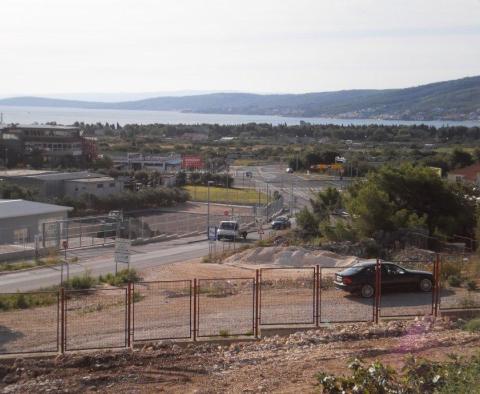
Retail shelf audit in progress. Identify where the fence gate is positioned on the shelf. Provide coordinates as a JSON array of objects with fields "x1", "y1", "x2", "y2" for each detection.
[
  {"x1": 132, "y1": 280, "x2": 192, "y2": 342},
  {"x1": 320, "y1": 266, "x2": 375, "y2": 323},
  {"x1": 64, "y1": 288, "x2": 128, "y2": 351},
  {"x1": 196, "y1": 278, "x2": 255, "y2": 337},
  {"x1": 259, "y1": 267, "x2": 316, "y2": 326}
]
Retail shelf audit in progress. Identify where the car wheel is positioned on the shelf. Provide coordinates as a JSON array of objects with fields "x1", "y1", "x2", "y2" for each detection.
[
  {"x1": 419, "y1": 278, "x2": 433, "y2": 292},
  {"x1": 361, "y1": 284, "x2": 375, "y2": 298}
]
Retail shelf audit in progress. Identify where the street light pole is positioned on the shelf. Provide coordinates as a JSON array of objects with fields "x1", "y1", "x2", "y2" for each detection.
[{"x1": 207, "y1": 180, "x2": 214, "y2": 231}]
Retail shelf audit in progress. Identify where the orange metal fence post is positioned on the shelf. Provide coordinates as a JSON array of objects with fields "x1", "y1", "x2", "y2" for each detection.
[
  {"x1": 434, "y1": 254, "x2": 441, "y2": 317},
  {"x1": 315, "y1": 265, "x2": 320, "y2": 327},
  {"x1": 127, "y1": 283, "x2": 132, "y2": 347},
  {"x1": 60, "y1": 287, "x2": 65, "y2": 354},
  {"x1": 374, "y1": 259, "x2": 381, "y2": 324},
  {"x1": 193, "y1": 279, "x2": 197, "y2": 341},
  {"x1": 255, "y1": 269, "x2": 260, "y2": 338}
]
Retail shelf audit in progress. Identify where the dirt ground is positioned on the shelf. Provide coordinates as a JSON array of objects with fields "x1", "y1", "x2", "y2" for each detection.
[{"x1": 1, "y1": 318, "x2": 479, "y2": 393}]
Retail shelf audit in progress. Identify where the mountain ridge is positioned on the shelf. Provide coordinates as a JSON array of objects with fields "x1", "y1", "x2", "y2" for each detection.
[{"x1": 0, "y1": 76, "x2": 479, "y2": 121}]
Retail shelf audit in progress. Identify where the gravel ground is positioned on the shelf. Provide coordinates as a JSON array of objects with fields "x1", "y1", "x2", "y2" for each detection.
[{"x1": 1, "y1": 316, "x2": 479, "y2": 393}]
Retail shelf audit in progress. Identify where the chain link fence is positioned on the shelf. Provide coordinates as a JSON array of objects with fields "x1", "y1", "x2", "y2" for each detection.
[
  {"x1": 0, "y1": 291, "x2": 59, "y2": 354},
  {"x1": 197, "y1": 278, "x2": 255, "y2": 337},
  {"x1": 259, "y1": 268, "x2": 315, "y2": 325},
  {"x1": 133, "y1": 281, "x2": 192, "y2": 342},
  {"x1": 64, "y1": 288, "x2": 128, "y2": 351}
]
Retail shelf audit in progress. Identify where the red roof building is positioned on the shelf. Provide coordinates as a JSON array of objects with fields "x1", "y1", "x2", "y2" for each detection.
[{"x1": 447, "y1": 162, "x2": 480, "y2": 185}]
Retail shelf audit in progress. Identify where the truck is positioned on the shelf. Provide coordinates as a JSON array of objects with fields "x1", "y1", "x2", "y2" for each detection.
[{"x1": 216, "y1": 220, "x2": 248, "y2": 241}]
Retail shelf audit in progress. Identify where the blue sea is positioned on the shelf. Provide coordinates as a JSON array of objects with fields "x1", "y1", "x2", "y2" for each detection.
[{"x1": 0, "y1": 105, "x2": 479, "y2": 127}]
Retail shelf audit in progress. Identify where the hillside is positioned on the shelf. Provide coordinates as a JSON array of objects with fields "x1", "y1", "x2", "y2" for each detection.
[{"x1": 1, "y1": 76, "x2": 479, "y2": 121}]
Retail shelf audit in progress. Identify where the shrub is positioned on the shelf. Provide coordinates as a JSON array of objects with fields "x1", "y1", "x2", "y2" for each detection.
[
  {"x1": 467, "y1": 279, "x2": 478, "y2": 291},
  {"x1": 316, "y1": 354, "x2": 480, "y2": 393},
  {"x1": 448, "y1": 275, "x2": 462, "y2": 287},
  {"x1": 441, "y1": 262, "x2": 462, "y2": 281},
  {"x1": 65, "y1": 272, "x2": 97, "y2": 290},
  {"x1": 464, "y1": 318, "x2": 480, "y2": 332},
  {"x1": 219, "y1": 329, "x2": 230, "y2": 337},
  {"x1": 99, "y1": 269, "x2": 141, "y2": 286}
]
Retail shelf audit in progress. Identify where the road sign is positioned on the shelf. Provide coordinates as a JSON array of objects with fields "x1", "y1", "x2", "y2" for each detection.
[
  {"x1": 115, "y1": 238, "x2": 131, "y2": 265},
  {"x1": 208, "y1": 226, "x2": 217, "y2": 241}
]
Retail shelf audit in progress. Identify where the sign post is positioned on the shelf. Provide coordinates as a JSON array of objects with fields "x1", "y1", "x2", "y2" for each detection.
[
  {"x1": 115, "y1": 238, "x2": 131, "y2": 274},
  {"x1": 207, "y1": 225, "x2": 217, "y2": 259}
]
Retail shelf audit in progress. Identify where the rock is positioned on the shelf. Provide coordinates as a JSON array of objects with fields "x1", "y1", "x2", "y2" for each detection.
[{"x1": 2, "y1": 373, "x2": 19, "y2": 384}]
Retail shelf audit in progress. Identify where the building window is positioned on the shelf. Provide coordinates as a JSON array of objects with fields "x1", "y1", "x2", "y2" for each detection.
[
  {"x1": 97, "y1": 183, "x2": 104, "y2": 188},
  {"x1": 109, "y1": 183, "x2": 115, "y2": 187}
]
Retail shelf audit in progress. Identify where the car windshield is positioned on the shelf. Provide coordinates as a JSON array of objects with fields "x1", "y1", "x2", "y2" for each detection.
[{"x1": 220, "y1": 222, "x2": 238, "y2": 230}]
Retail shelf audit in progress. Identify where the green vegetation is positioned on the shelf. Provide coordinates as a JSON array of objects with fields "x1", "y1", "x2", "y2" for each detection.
[
  {"x1": 184, "y1": 185, "x2": 267, "y2": 204},
  {"x1": 448, "y1": 275, "x2": 463, "y2": 287},
  {"x1": 0, "y1": 255, "x2": 64, "y2": 273},
  {"x1": 295, "y1": 165, "x2": 477, "y2": 253},
  {"x1": 219, "y1": 329, "x2": 230, "y2": 338},
  {"x1": 56, "y1": 187, "x2": 189, "y2": 216},
  {"x1": 317, "y1": 354, "x2": 480, "y2": 393},
  {"x1": 0, "y1": 292, "x2": 58, "y2": 311},
  {"x1": 0, "y1": 269, "x2": 142, "y2": 312},
  {"x1": 464, "y1": 318, "x2": 480, "y2": 333}
]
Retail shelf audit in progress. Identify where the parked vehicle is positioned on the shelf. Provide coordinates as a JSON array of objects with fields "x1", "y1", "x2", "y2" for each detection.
[
  {"x1": 271, "y1": 216, "x2": 291, "y2": 230},
  {"x1": 334, "y1": 260, "x2": 434, "y2": 298},
  {"x1": 286, "y1": 167, "x2": 294, "y2": 173},
  {"x1": 216, "y1": 220, "x2": 248, "y2": 241}
]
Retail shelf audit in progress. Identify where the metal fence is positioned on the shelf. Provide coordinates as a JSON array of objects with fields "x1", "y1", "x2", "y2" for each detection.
[
  {"x1": 259, "y1": 267, "x2": 315, "y2": 325},
  {"x1": 132, "y1": 280, "x2": 192, "y2": 342},
  {"x1": 196, "y1": 278, "x2": 255, "y2": 338},
  {"x1": 0, "y1": 291, "x2": 59, "y2": 355},
  {"x1": 64, "y1": 288, "x2": 128, "y2": 351},
  {"x1": 1, "y1": 256, "x2": 479, "y2": 356}
]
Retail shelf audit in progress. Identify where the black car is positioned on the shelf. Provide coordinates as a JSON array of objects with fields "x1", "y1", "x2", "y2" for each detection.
[
  {"x1": 334, "y1": 260, "x2": 434, "y2": 298},
  {"x1": 271, "y1": 216, "x2": 291, "y2": 230}
]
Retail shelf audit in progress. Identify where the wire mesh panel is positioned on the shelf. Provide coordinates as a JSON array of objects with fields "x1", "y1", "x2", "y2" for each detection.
[
  {"x1": 259, "y1": 268, "x2": 315, "y2": 325},
  {"x1": 439, "y1": 257, "x2": 480, "y2": 310},
  {"x1": 0, "y1": 291, "x2": 59, "y2": 354},
  {"x1": 133, "y1": 281, "x2": 192, "y2": 342},
  {"x1": 380, "y1": 261, "x2": 435, "y2": 317},
  {"x1": 65, "y1": 288, "x2": 127, "y2": 351},
  {"x1": 197, "y1": 278, "x2": 255, "y2": 337},
  {"x1": 320, "y1": 267, "x2": 374, "y2": 323}
]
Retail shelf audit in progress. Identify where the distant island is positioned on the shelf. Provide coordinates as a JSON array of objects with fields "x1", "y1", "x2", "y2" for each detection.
[{"x1": 1, "y1": 75, "x2": 479, "y2": 121}]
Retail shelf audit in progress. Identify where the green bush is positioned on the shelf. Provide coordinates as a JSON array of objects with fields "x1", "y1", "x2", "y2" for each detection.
[
  {"x1": 65, "y1": 272, "x2": 97, "y2": 290},
  {"x1": 467, "y1": 279, "x2": 478, "y2": 291},
  {"x1": 316, "y1": 354, "x2": 480, "y2": 393},
  {"x1": 99, "y1": 269, "x2": 141, "y2": 286},
  {"x1": 441, "y1": 262, "x2": 462, "y2": 281},
  {"x1": 464, "y1": 318, "x2": 480, "y2": 332},
  {"x1": 0, "y1": 292, "x2": 58, "y2": 312},
  {"x1": 448, "y1": 275, "x2": 462, "y2": 287}
]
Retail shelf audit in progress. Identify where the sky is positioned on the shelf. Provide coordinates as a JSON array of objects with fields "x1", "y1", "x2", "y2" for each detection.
[{"x1": 1, "y1": 0, "x2": 480, "y2": 98}]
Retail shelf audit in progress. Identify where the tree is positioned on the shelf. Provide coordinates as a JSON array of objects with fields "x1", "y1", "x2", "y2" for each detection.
[
  {"x1": 346, "y1": 164, "x2": 476, "y2": 238},
  {"x1": 310, "y1": 187, "x2": 343, "y2": 222},
  {"x1": 295, "y1": 207, "x2": 320, "y2": 238},
  {"x1": 450, "y1": 149, "x2": 473, "y2": 169}
]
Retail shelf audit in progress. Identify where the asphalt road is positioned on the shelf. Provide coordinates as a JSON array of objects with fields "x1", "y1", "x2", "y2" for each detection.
[
  {"x1": 0, "y1": 231, "x2": 266, "y2": 293},
  {"x1": 232, "y1": 164, "x2": 356, "y2": 211}
]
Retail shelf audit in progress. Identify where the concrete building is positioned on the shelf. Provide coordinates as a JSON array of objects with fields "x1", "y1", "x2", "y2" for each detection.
[
  {"x1": 0, "y1": 199, "x2": 72, "y2": 245},
  {"x1": 64, "y1": 176, "x2": 123, "y2": 199},
  {"x1": 111, "y1": 153, "x2": 182, "y2": 172},
  {"x1": 0, "y1": 124, "x2": 96, "y2": 164},
  {"x1": 0, "y1": 170, "x2": 123, "y2": 199}
]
